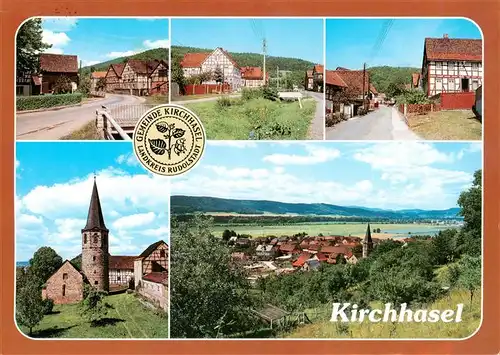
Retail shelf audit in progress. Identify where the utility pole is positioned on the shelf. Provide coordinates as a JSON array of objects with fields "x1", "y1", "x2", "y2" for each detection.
[
  {"x1": 277, "y1": 66, "x2": 279, "y2": 90},
  {"x1": 262, "y1": 38, "x2": 267, "y2": 86}
]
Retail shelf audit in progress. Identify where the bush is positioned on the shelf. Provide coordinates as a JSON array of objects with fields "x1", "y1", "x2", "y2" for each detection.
[
  {"x1": 216, "y1": 95, "x2": 233, "y2": 109},
  {"x1": 17, "y1": 93, "x2": 83, "y2": 111},
  {"x1": 262, "y1": 86, "x2": 279, "y2": 101},
  {"x1": 241, "y1": 88, "x2": 264, "y2": 101},
  {"x1": 42, "y1": 298, "x2": 54, "y2": 315}
]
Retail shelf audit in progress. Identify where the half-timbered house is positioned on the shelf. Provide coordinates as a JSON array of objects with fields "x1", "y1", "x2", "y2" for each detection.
[
  {"x1": 240, "y1": 66, "x2": 268, "y2": 88},
  {"x1": 312, "y1": 64, "x2": 324, "y2": 92},
  {"x1": 421, "y1": 35, "x2": 482, "y2": 97}
]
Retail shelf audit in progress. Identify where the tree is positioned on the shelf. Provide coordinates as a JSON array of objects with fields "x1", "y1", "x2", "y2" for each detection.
[
  {"x1": 213, "y1": 66, "x2": 224, "y2": 84},
  {"x1": 77, "y1": 74, "x2": 92, "y2": 96},
  {"x1": 53, "y1": 75, "x2": 73, "y2": 94},
  {"x1": 171, "y1": 53, "x2": 187, "y2": 95},
  {"x1": 16, "y1": 18, "x2": 51, "y2": 75},
  {"x1": 16, "y1": 281, "x2": 45, "y2": 336},
  {"x1": 29, "y1": 247, "x2": 63, "y2": 284},
  {"x1": 170, "y1": 215, "x2": 258, "y2": 338},
  {"x1": 458, "y1": 169, "x2": 482, "y2": 238},
  {"x1": 80, "y1": 284, "x2": 109, "y2": 326},
  {"x1": 96, "y1": 77, "x2": 106, "y2": 91},
  {"x1": 457, "y1": 255, "x2": 481, "y2": 306},
  {"x1": 71, "y1": 254, "x2": 82, "y2": 270},
  {"x1": 222, "y1": 229, "x2": 232, "y2": 242},
  {"x1": 90, "y1": 66, "x2": 96, "y2": 73}
]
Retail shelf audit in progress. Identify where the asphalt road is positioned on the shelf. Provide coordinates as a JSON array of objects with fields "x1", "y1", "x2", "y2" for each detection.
[
  {"x1": 325, "y1": 106, "x2": 419, "y2": 140},
  {"x1": 307, "y1": 91, "x2": 325, "y2": 140},
  {"x1": 16, "y1": 94, "x2": 145, "y2": 140}
]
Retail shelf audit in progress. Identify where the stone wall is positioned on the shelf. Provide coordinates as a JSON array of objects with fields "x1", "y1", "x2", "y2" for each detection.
[{"x1": 44, "y1": 262, "x2": 84, "y2": 304}]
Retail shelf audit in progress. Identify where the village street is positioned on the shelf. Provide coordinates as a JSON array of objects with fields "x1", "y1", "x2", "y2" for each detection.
[
  {"x1": 307, "y1": 91, "x2": 325, "y2": 140},
  {"x1": 325, "y1": 106, "x2": 420, "y2": 140},
  {"x1": 16, "y1": 94, "x2": 145, "y2": 140}
]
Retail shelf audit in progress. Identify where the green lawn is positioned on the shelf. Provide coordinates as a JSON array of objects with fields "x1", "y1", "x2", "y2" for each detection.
[
  {"x1": 408, "y1": 110, "x2": 482, "y2": 140},
  {"x1": 211, "y1": 223, "x2": 451, "y2": 239},
  {"x1": 285, "y1": 288, "x2": 481, "y2": 339},
  {"x1": 20, "y1": 293, "x2": 168, "y2": 338},
  {"x1": 184, "y1": 97, "x2": 316, "y2": 140}
]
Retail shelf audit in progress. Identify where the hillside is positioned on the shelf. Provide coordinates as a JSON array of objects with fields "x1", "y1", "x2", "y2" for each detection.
[
  {"x1": 81, "y1": 48, "x2": 169, "y2": 73},
  {"x1": 368, "y1": 66, "x2": 420, "y2": 93},
  {"x1": 171, "y1": 45, "x2": 316, "y2": 72},
  {"x1": 171, "y1": 195, "x2": 461, "y2": 220}
]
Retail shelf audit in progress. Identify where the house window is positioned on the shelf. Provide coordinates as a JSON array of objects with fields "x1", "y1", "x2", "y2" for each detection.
[
  {"x1": 158, "y1": 69, "x2": 168, "y2": 77},
  {"x1": 117, "y1": 276, "x2": 121, "y2": 281},
  {"x1": 62, "y1": 284, "x2": 66, "y2": 296},
  {"x1": 63, "y1": 273, "x2": 68, "y2": 280},
  {"x1": 471, "y1": 63, "x2": 479, "y2": 69},
  {"x1": 84, "y1": 235, "x2": 87, "y2": 244},
  {"x1": 160, "y1": 250, "x2": 165, "y2": 258},
  {"x1": 461, "y1": 78, "x2": 470, "y2": 92},
  {"x1": 93, "y1": 256, "x2": 96, "y2": 261},
  {"x1": 436, "y1": 62, "x2": 442, "y2": 69}
]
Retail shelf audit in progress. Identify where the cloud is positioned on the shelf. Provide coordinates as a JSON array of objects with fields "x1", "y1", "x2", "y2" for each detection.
[
  {"x1": 42, "y1": 29, "x2": 70, "y2": 48},
  {"x1": 143, "y1": 39, "x2": 170, "y2": 48},
  {"x1": 42, "y1": 18, "x2": 78, "y2": 32},
  {"x1": 82, "y1": 60, "x2": 100, "y2": 67},
  {"x1": 116, "y1": 153, "x2": 139, "y2": 166},
  {"x1": 112, "y1": 212, "x2": 157, "y2": 229},
  {"x1": 106, "y1": 50, "x2": 137, "y2": 58},
  {"x1": 263, "y1": 145, "x2": 341, "y2": 165},
  {"x1": 208, "y1": 141, "x2": 257, "y2": 149}
]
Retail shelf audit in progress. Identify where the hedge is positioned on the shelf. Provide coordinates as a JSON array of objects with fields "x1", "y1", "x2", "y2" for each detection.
[{"x1": 17, "y1": 93, "x2": 83, "y2": 111}]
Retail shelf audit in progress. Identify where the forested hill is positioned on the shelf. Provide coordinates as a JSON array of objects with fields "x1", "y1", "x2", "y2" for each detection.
[
  {"x1": 171, "y1": 45, "x2": 316, "y2": 72},
  {"x1": 81, "y1": 48, "x2": 169, "y2": 73},
  {"x1": 368, "y1": 66, "x2": 420, "y2": 93},
  {"x1": 171, "y1": 195, "x2": 461, "y2": 220}
]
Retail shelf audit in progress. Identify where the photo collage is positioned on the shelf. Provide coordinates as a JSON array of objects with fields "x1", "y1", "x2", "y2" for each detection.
[{"x1": 15, "y1": 16, "x2": 483, "y2": 340}]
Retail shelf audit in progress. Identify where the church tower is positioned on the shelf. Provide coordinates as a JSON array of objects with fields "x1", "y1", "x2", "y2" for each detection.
[
  {"x1": 81, "y1": 176, "x2": 109, "y2": 292},
  {"x1": 362, "y1": 223, "x2": 373, "y2": 258}
]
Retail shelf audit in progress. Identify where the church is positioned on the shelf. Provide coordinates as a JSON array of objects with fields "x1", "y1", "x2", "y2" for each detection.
[{"x1": 42, "y1": 177, "x2": 169, "y2": 307}]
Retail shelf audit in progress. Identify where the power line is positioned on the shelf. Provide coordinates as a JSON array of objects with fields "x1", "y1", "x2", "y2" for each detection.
[{"x1": 368, "y1": 19, "x2": 394, "y2": 65}]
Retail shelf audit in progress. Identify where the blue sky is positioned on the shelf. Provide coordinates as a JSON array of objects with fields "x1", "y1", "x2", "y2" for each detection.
[
  {"x1": 16, "y1": 142, "x2": 169, "y2": 262},
  {"x1": 326, "y1": 18, "x2": 482, "y2": 69},
  {"x1": 38, "y1": 17, "x2": 169, "y2": 67},
  {"x1": 172, "y1": 18, "x2": 323, "y2": 64},
  {"x1": 172, "y1": 141, "x2": 482, "y2": 211}
]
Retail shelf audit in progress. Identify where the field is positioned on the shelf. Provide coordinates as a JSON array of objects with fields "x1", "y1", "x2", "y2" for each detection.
[
  {"x1": 211, "y1": 222, "x2": 453, "y2": 239},
  {"x1": 20, "y1": 293, "x2": 168, "y2": 338},
  {"x1": 408, "y1": 110, "x2": 482, "y2": 140},
  {"x1": 184, "y1": 97, "x2": 316, "y2": 140},
  {"x1": 286, "y1": 288, "x2": 481, "y2": 339}
]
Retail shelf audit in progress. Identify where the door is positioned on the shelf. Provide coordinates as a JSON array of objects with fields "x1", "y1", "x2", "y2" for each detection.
[{"x1": 461, "y1": 78, "x2": 470, "y2": 92}]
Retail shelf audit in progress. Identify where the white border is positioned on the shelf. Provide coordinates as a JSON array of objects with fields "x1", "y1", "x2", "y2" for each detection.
[{"x1": 13, "y1": 16, "x2": 484, "y2": 342}]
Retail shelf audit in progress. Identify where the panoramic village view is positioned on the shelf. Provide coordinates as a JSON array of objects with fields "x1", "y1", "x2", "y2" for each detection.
[
  {"x1": 325, "y1": 18, "x2": 482, "y2": 141},
  {"x1": 171, "y1": 18, "x2": 325, "y2": 140},
  {"x1": 170, "y1": 141, "x2": 482, "y2": 338},
  {"x1": 15, "y1": 17, "x2": 170, "y2": 141},
  {"x1": 15, "y1": 143, "x2": 169, "y2": 338}
]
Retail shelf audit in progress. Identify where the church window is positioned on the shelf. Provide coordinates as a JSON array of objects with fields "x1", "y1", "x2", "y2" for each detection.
[
  {"x1": 93, "y1": 235, "x2": 99, "y2": 243},
  {"x1": 63, "y1": 273, "x2": 68, "y2": 280},
  {"x1": 84, "y1": 235, "x2": 87, "y2": 244},
  {"x1": 95, "y1": 281, "x2": 98, "y2": 285},
  {"x1": 62, "y1": 284, "x2": 66, "y2": 296},
  {"x1": 94, "y1": 270, "x2": 96, "y2": 274}
]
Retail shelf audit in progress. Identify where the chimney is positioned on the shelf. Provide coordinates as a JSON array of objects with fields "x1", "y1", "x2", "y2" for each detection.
[{"x1": 443, "y1": 34, "x2": 449, "y2": 39}]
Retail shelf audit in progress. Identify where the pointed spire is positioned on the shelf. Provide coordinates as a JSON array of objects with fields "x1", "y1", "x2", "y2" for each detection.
[
  {"x1": 364, "y1": 223, "x2": 372, "y2": 243},
  {"x1": 83, "y1": 176, "x2": 108, "y2": 231}
]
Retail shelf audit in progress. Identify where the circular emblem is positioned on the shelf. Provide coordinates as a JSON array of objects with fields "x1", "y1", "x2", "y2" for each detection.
[{"x1": 133, "y1": 104, "x2": 206, "y2": 176}]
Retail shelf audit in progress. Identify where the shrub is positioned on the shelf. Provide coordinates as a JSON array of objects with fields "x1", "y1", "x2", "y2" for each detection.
[
  {"x1": 41, "y1": 298, "x2": 54, "y2": 315},
  {"x1": 216, "y1": 95, "x2": 233, "y2": 109},
  {"x1": 17, "y1": 93, "x2": 83, "y2": 111},
  {"x1": 262, "y1": 86, "x2": 279, "y2": 101},
  {"x1": 241, "y1": 88, "x2": 264, "y2": 101}
]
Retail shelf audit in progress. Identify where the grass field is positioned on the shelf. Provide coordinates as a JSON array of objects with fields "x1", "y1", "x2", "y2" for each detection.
[
  {"x1": 184, "y1": 97, "x2": 316, "y2": 140},
  {"x1": 408, "y1": 110, "x2": 482, "y2": 140},
  {"x1": 286, "y1": 288, "x2": 481, "y2": 339},
  {"x1": 20, "y1": 293, "x2": 168, "y2": 338},
  {"x1": 211, "y1": 223, "x2": 452, "y2": 239},
  {"x1": 61, "y1": 120, "x2": 100, "y2": 140}
]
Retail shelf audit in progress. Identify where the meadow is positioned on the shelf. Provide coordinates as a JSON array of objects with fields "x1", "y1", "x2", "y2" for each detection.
[
  {"x1": 19, "y1": 293, "x2": 168, "y2": 339},
  {"x1": 211, "y1": 222, "x2": 453, "y2": 239},
  {"x1": 184, "y1": 97, "x2": 316, "y2": 140}
]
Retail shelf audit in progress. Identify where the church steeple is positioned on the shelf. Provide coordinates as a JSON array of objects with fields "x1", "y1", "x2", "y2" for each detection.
[
  {"x1": 83, "y1": 175, "x2": 108, "y2": 232},
  {"x1": 362, "y1": 223, "x2": 373, "y2": 258}
]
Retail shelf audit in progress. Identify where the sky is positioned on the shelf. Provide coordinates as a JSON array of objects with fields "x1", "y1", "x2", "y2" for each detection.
[
  {"x1": 172, "y1": 18, "x2": 323, "y2": 64},
  {"x1": 16, "y1": 142, "x2": 169, "y2": 262},
  {"x1": 172, "y1": 141, "x2": 482, "y2": 211},
  {"x1": 326, "y1": 18, "x2": 482, "y2": 69},
  {"x1": 36, "y1": 17, "x2": 170, "y2": 67}
]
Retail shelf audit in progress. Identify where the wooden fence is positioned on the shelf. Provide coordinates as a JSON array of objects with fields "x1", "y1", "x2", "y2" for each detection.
[{"x1": 184, "y1": 83, "x2": 231, "y2": 95}]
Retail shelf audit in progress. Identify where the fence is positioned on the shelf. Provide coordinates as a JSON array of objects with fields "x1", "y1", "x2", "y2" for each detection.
[
  {"x1": 440, "y1": 92, "x2": 475, "y2": 110},
  {"x1": 96, "y1": 110, "x2": 131, "y2": 140},
  {"x1": 398, "y1": 103, "x2": 441, "y2": 116},
  {"x1": 106, "y1": 104, "x2": 157, "y2": 128},
  {"x1": 183, "y1": 83, "x2": 231, "y2": 95}
]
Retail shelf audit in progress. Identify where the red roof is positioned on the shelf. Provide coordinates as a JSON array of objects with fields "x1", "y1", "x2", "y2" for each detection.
[
  {"x1": 326, "y1": 70, "x2": 348, "y2": 87},
  {"x1": 39, "y1": 53, "x2": 78, "y2": 73},
  {"x1": 91, "y1": 71, "x2": 107, "y2": 79},
  {"x1": 321, "y1": 245, "x2": 351, "y2": 255},
  {"x1": 241, "y1": 66, "x2": 268, "y2": 80},
  {"x1": 412, "y1": 72, "x2": 420, "y2": 87},
  {"x1": 127, "y1": 59, "x2": 165, "y2": 75},
  {"x1": 143, "y1": 272, "x2": 168, "y2": 285},
  {"x1": 315, "y1": 252, "x2": 328, "y2": 262},
  {"x1": 280, "y1": 243, "x2": 299, "y2": 253},
  {"x1": 313, "y1": 64, "x2": 324, "y2": 73},
  {"x1": 180, "y1": 52, "x2": 210, "y2": 68},
  {"x1": 292, "y1": 252, "x2": 311, "y2": 267},
  {"x1": 109, "y1": 63, "x2": 125, "y2": 77},
  {"x1": 334, "y1": 69, "x2": 371, "y2": 94},
  {"x1": 109, "y1": 256, "x2": 136, "y2": 270},
  {"x1": 424, "y1": 38, "x2": 482, "y2": 61}
]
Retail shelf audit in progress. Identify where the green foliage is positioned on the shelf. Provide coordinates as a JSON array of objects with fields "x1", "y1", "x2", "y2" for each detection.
[
  {"x1": 29, "y1": 247, "x2": 63, "y2": 283},
  {"x1": 96, "y1": 77, "x2": 106, "y2": 91},
  {"x1": 53, "y1": 75, "x2": 73, "y2": 94},
  {"x1": 77, "y1": 74, "x2": 92, "y2": 97},
  {"x1": 187, "y1": 71, "x2": 213, "y2": 85},
  {"x1": 431, "y1": 229, "x2": 458, "y2": 265},
  {"x1": 222, "y1": 229, "x2": 233, "y2": 241},
  {"x1": 241, "y1": 88, "x2": 264, "y2": 101},
  {"x1": 395, "y1": 89, "x2": 431, "y2": 104},
  {"x1": 171, "y1": 52, "x2": 187, "y2": 95},
  {"x1": 457, "y1": 255, "x2": 481, "y2": 305},
  {"x1": 16, "y1": 280, "x2": 45, "y2": 336},
  {"x1": 16, "y1": 18, "x2": 51, "y2": 74},
  {"x1": 71, "y1": 254, "x2": 82, "y2": 270},
  {"x1": 170, "y1": 215, "x2": 259, "y2": 338},
  {"x1": 214, "y1": 66, "x2": 224, "y2": 83},
  {"x1": 80, "y1": 284, "x2": 109, "y2": 326},
  {"x1": 367, "y1": 66, "x2": 419, "y2": 94},
  {"x1": 215, "y1": 95, "x2": 233, "y2": 109},
  {"x1": 42, "y1": 299, "x2": 55, "y2": 315},
  {"x1": 80, "y1": 48, "x2": 169, "y2": 73},
  {"x1": 17, "y1": 93, "x2": 83, "y2": 111},
  {"x1": 458, "y1": 170, "x2": 482, "y2": 239}
]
